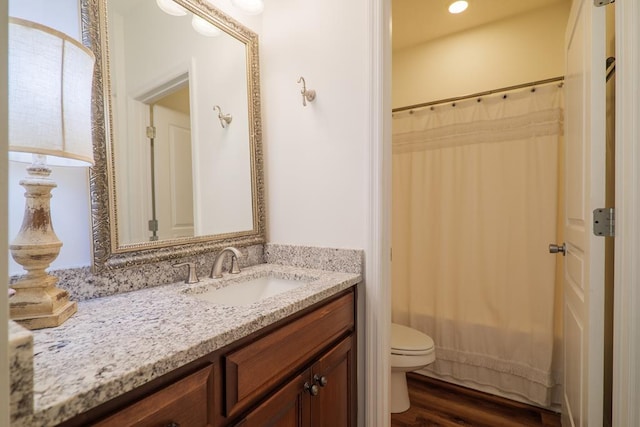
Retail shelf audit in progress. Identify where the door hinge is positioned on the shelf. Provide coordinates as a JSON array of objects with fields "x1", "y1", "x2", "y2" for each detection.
[
  {"x1": 594, "y1": 0, "x2": 614, "y2": 6},
  {"x1": 593, "y1": 208, "x2": 615, "y2": 237},
  {"x1": 146, "y1": 125, "x2": 156, "y2": 139}
]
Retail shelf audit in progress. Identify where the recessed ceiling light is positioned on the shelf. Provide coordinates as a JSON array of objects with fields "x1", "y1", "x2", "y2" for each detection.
[{"x1": 448, "y1": 1, "x2": 469, "y2": 14}]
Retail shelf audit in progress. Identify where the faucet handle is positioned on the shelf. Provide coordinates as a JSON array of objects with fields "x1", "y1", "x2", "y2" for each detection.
[
  {"x1": 230, "y1": 255, "x2": 241, "y2": 274},
  {"x1": 172, "y1": 262, "x2": 199, "y2": 284}
]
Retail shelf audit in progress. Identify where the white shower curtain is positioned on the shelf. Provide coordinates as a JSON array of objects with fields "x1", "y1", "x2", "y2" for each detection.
[{"x1": 392, "y1": 83, "x2": 563, "y2": 407}]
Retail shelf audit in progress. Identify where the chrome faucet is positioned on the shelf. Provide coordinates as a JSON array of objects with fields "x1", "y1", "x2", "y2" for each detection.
[{"x1": 210, "y1": 247, "x2": 242, "y2": 279}]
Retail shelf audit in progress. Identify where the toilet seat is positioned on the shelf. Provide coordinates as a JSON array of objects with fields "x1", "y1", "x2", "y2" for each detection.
[{"x1": 391, "y1": 323, "x2": 435, "y2": 356}]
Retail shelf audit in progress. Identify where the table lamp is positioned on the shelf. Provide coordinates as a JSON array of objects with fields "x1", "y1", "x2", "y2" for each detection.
[{"x1": 8, "y1": 18, "x2": 95, "y2": 329}]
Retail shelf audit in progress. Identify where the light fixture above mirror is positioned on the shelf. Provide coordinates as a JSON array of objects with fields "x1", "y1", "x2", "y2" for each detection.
[
  {"x1": 156, "y1": 0, "x2": 187, "y2": 16},
  {"x1": 155, "y1": 0, "x2": 223, "y2": 37},
  {"x1": 191, "y1": 14, "x2": 222, "y2": 37},
  {"x1": 231, "y1": 0, "x2": 264, "y2": 15}
]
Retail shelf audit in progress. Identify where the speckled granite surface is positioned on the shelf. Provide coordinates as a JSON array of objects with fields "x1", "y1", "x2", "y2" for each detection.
[
  {"x1": 11, "y1": 263, "x2": 361, "y2": 427},
  {"x1": 9, "y1": 244, "x2": 264, "y2": 302},
  {"x1": 9, "y1": 321, "x2": 33, "y2": 424},
  {"x1": 265, "y1": 244, "x2": 363, "y2": 274}
]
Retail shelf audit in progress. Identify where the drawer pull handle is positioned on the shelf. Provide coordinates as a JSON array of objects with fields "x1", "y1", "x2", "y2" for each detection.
[
  {"x1": 313, "y1": 374, "x2": 328, "y2": 387},
  {"x1": 304, "y1": 382, "x2": 319, "y2": 396},
  {"x1": 166, "y1": 422, "x2": 180, "y2": 427}
]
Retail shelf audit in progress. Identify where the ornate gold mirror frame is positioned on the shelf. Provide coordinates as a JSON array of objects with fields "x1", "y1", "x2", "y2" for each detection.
[{"x1": 81, "y1": 0, "x2": 265, "y2": 272}]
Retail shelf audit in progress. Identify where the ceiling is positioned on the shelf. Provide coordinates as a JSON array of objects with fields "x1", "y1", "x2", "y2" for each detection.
[{"x1": 392, "y1": 0, "x2": 568, "y2": 51}]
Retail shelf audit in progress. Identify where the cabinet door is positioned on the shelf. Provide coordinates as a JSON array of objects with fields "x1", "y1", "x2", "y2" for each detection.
[
  {"x1": 311, "y1": 336, "x2": 355, "y2": 427},
  {"x1": 225, "y1": 292, "x2": 354, "y2": 418},
  {"x1": 92, "y1": 366, "x2": 214, "y2": 427},
  {"x1": 235, "y1": 370, "x2": 311, "y2": 427}
]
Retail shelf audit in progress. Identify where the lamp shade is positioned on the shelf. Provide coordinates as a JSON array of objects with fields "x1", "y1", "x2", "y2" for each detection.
[{"x1": 8, "y1": 18, "x2": 95, "y2": 167}]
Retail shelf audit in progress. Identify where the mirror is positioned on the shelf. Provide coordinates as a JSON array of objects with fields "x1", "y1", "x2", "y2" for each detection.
[{"x1": 82, "y1": 0, "x2": 265, "y2": 272}]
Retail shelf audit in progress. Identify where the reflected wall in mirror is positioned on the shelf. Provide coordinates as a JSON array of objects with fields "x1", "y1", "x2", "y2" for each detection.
[{"x1": 82, "y1": 0, "x2": 265, "y2": 271}]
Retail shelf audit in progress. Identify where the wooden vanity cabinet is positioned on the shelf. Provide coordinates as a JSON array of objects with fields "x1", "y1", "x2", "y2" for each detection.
[
  {"x1": 222, "y1": 291, "x2": 355, "y2": 420},
  {"x1": 58, "y1": 288, "x2": 356, "y2": 427}
]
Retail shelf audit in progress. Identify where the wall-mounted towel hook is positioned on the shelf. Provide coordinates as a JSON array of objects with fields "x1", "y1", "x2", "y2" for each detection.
[
  {"x1": 297, "y1": 76, "x2": 316, "y2": 107},
  {"x1": 214, "y1": 105, "x2": 232, "y2": 128}
]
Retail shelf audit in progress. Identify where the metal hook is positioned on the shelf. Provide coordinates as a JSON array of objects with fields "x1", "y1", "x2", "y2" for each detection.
[
  {"x1": 213, "y1": 105, "x2": 232, "y2": 128},
  {"x1": 297, "y1": 76, "x2": 316, "y2": 107}
]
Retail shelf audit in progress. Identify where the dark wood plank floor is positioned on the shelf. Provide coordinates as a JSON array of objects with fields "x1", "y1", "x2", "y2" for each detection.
[{"x1": 391, "y1": 373, "x2": 561, "y2": 427}]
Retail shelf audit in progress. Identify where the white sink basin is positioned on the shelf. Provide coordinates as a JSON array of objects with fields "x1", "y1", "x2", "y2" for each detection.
[{"x1": 190, "y1": 275, "x2": 306, "y2": 306}]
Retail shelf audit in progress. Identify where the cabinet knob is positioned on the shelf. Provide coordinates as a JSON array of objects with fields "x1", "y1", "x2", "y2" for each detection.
[
  {"x1": 166, "y1": 423, "x2": 180, "y2": 427},
  {"x1": 313, "y1": 374, "x2": 328, "y2": 387},
  {"x1": 304, "y1": 382, "x2": 319, "y2": 396}
]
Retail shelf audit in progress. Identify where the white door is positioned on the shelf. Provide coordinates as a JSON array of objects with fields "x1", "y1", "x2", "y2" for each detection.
[
  {"x1": 153, "y1": 104, "x2": 195, "y2": 240},
  {"x1": 561, "y1": 0, "x2": 606, "y2": 426}
]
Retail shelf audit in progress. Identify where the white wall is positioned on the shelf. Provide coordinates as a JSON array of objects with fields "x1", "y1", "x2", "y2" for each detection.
[
  {"x1": 260, "y1": 0, "x2": 369, "y2": 250},
  {"x1": 393, "y1": 1, "x2": 571, "y2": 108},
  {"x1": 8, "y1": 0, "x2": 92, "y2": 275}
]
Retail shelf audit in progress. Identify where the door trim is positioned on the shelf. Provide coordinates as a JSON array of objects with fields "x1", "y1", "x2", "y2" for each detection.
[
  {"x1": 613, "y1": 2, "x2": 640, "y2": 426},
  {"x1": 365, "y1": 0, "x2": 392, "y2": 425}
]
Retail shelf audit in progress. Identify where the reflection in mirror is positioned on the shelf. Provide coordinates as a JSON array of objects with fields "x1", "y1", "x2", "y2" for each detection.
[
  {"x1": 115, "y1": 74, "x2": 194, "y2": 244},
  {"x1": 108, "y1": 0, "x2": 253, "y2": 245},
  {"x1": 83, "y1": 0, "x2": 265, "y2": 271}
]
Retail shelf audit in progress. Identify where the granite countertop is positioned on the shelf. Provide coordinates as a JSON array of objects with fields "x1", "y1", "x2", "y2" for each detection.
[{"x1": 12, "y1": 263, "x2": 361, "y2": 427}]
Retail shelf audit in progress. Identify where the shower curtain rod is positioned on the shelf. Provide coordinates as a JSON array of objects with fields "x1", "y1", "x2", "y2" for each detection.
[{"x1": 392, "y1": 76, "x2": 565, "y2": 113}]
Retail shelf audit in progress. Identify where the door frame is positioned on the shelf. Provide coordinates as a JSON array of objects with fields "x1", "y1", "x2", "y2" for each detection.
[
  {"x1": 366, "y1": 1, "x2": 640, "y2": 426},
  {"x1": 365, "y1": 0, "x2": 392, "y2": 425},
  {"x1": 612, "y1": 2, "x2": 640, "y2": 426}
]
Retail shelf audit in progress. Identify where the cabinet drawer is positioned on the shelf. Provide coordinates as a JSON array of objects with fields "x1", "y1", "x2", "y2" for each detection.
[
  {"x1": 92, "y1": 366, "x2": 214, "y2": 427},
  {"x1": 224, "y1": 291, "x2": 354, "y2": 417}
]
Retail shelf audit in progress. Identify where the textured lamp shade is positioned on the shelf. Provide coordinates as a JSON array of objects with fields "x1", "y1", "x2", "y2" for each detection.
[{"x1": 9, "y1": 17, "x2": 95, "y2": 167}]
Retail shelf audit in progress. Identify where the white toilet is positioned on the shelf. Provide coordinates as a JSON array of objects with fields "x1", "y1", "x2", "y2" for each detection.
[{"x1": 390, "y1": 323, "x2": 436, "y2": 413}]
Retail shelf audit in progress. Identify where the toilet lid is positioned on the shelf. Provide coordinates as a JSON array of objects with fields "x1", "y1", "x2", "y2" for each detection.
[{"x1": 391, "y1": 323, "x2": 435, "y2": 355}]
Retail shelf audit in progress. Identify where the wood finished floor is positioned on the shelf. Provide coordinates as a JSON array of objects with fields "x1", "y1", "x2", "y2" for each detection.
[{"x1": 391, "y1": 373, "x2": 561, "y2": 427}]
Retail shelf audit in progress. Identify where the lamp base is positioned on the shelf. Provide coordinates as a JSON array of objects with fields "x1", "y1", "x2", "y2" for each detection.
[
  {"x1": 9, "y1": 273, "x2": 78, "y2": 329},
  {"x1": 10, "y1": 296, "x2": 77, "y2": 330},
  {"x1": 9, "y1": 162, "x2": 78, "y2": 329}
]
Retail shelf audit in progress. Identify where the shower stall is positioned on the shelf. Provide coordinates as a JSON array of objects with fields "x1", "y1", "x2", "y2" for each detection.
[{"x1": 391, "y1": 80, "x2": 564, "y2": 408}]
